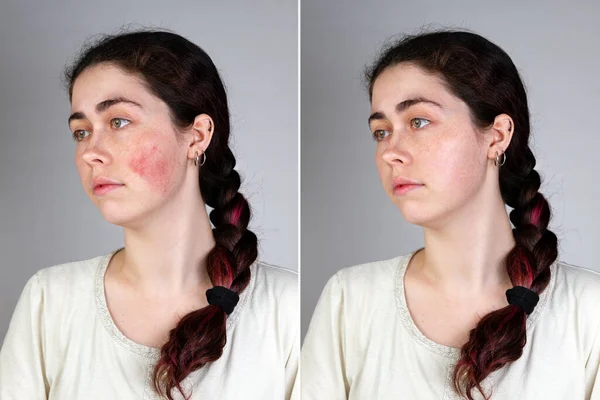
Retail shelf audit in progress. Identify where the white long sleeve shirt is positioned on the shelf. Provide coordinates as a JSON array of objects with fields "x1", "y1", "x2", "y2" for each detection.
[
  {"x1": 0, "y1": 249, "x2": 299, "y2": 399},
  {"x1": 301, "y1": 249, "x2": 600, "y2": 399}
]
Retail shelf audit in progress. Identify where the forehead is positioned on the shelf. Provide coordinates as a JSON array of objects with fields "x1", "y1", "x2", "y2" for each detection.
[
  {"x1": 371, "y1": 63, "x2": 454, "y2": 109},
  {"x1": 70, "y1": 63, "x2": 152, "y2": 110}
]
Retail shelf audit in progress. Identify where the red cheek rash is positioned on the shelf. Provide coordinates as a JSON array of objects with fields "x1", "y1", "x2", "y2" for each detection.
[{"x1": 128, "y1": 145, "x2": 173, "y2": 193}]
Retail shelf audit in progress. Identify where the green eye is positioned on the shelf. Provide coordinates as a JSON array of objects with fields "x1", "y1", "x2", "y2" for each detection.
[
  {"x1": 372, "y1": 129, "x2": 391, "y2": 142},
  {"x1": 72, "y1": 130, "x2": 90, "y2": 142},
  {"x1": 410, "y1": 118, "x2": 431, "y2": 129},
  {"x1": 111, "y1": 118, "x2": 131, "y2": 129}
]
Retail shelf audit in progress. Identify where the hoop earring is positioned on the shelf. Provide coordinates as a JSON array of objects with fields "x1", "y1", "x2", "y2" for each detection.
[
  {"x1": 194, "y1": 151, "x2": 207, "y2": 167},
  {"x1": 494, "y1": 150, "x2": 506, "y2": 167}
]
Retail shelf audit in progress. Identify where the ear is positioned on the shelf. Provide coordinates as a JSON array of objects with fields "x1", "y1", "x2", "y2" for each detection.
[
  {"x1": 487, "y1": 113, "x2": 514, "y2": 162},
  {"x1": 187, "y1": 113, "x2": 215, "y2": 162}
]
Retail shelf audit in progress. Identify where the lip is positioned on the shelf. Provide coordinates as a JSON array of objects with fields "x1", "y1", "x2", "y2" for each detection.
[
  {"x1": 392, "y1": 177, "x2": 424, "y2": 196},
  {"x1": 92, "y1": 177, "x2": 124, "y2": 196},
  {"x1": 93, "y1": 184, "x2": 123, "y2": 196}
]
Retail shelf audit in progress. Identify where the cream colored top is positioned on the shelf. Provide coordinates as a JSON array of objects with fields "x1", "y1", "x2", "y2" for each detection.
[
  {"x1": 0, "y1": 250, "x2": 298, "y2": 400},
  {"x1": 301, "y1": 250, "x2": 600, "y2": 400}
]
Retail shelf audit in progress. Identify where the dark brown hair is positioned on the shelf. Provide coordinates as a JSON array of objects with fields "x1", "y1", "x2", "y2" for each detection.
[
  {"x1": 65, "y1": 29, "x2": 258, "y2": 399},
  {"x1": 366, "y1": 30, "x2": 558, "y2": 399}
]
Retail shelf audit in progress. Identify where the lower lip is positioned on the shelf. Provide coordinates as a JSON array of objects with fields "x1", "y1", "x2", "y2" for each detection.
[
  {"x1": 393, "y1": 184, "x2": 423, "y2": 196},
  {"x1": 93, "y1": 184, "x2": 124, "y2": 196}
]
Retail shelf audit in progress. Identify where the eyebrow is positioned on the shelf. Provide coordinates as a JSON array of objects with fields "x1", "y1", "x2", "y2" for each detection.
[
  {"x1": 368, "y1": 97, "x2": 443, "y2": 124},
  {"x1": 68, "y1": 97, "x2": 143, "y2": 125}
]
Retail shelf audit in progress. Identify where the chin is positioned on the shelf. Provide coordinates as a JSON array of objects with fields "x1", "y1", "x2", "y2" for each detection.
[
  {"x1": 96, "y1": 201, "x2": 149, "y2": 228},
  {"x1": 394, "y1": 200, "x2": 440, "y2": 227}
]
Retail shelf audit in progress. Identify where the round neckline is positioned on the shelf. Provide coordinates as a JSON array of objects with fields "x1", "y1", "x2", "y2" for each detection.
[
  {"x1": 394, "y1": 248, "x2": 557, "y2": 360},
  {"x1": 94, "y1": 248, "x2": 256, "y2": 360}
]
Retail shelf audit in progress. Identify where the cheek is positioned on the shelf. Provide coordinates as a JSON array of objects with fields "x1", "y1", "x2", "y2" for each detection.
[
  {"x1": 128, "y1": 144, "x2": 177, "y2": 193},
  {"x1": 426, "y1": 133, "x2": 484, "y2": 194}
]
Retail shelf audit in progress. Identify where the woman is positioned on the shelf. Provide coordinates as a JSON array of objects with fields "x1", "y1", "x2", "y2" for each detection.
[
  {"x1": 301, "y1": 30, "x2": 600, "y2": 399},
  {"x1": 0, "y1": 30, "x2": 298, "y2": 400}
]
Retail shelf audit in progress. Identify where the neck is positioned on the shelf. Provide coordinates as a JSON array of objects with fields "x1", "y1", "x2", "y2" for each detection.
[
  {"x1": 114, "y1": 182, "x2": 216, "y2": 295},
  {"x1": 417, "y1": 185, "x2": 515, "y2": 293}
]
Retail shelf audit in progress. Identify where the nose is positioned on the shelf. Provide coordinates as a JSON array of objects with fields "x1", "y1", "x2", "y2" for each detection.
[
  {"x1": 380, "y1": 132, "x2": 413, "y2": 166},
  {"x1": 80, "y1": 131, "x2": 113, "y2": 166}
]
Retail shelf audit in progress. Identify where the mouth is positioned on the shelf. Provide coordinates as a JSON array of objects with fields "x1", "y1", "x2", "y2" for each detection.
[
  {"x1": 93, "y1": 183, "x2": 124, "y2": 196},
  {"x1": 392, "y1": 183, "x2": 424, "y2": 196}
]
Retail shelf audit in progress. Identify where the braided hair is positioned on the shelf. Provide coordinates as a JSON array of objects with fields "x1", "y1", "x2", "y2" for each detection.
[
  {"x1": 64, "y1": 29, "x2": 258, "y2": 399},
  {"x1": 366, "y1": 30, "x2": 558, "y2": 399}
]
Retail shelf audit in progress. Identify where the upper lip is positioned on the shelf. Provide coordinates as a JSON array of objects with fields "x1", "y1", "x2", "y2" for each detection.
[
  {"x1": 393, "y1": 177, "x2": 423, "y2": 187},
  {"x1": 92, "y1": 177, "x2": 124, "y2": 189}
]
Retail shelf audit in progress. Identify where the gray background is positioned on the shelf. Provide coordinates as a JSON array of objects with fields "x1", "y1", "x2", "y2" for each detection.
[
  {"x1": 0, "y1": 0, "x2": 298, "y2": 341},
  {"x1": 301, "y1": 0, "x2": 600, "y2": 336}
]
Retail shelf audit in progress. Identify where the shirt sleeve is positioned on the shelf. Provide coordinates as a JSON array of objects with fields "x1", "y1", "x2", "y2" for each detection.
[
  {"x1": 300, "y1": 272, "x2": 349, "y2": 400},
  {"x1": 0, "y1": 272, "x2": 48, "y2": 399},
  {"x1": 587, "y1": 304, "x2": 600, "y2": 400},
  {"x1": 285, "y1": 328, "x2": 299, "y2": 400}
]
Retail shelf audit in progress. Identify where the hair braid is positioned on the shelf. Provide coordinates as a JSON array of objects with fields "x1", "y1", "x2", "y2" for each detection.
[
  {"x1": 453, "y1": 159, "x2": 558, "y2": 399},
  {"x1": 152, "y1": 146, "x2": 258, "y2": 399}
]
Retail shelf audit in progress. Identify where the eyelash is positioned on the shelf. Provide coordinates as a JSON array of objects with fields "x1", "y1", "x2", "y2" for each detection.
[
  {"x1": 72, "y1": 118, "x2": 132, "y2": 142},
  {"x1": 371, "y1": 117, "x2": 431, "y2": 142}
]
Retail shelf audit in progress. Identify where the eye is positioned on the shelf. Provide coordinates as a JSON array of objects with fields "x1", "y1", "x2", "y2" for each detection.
[
  {"x1": 72, "y1": 130, "x2": 90, "y2": 142},
  {"x1": 410, "y1": 118, "x2": 431, "y2": 129},
  {"x1": 372, "y1": 129, "x2": 391, "y2": 142},
  {"x1": 110, "y1": 118, "x2": 131, "y2": 129}
]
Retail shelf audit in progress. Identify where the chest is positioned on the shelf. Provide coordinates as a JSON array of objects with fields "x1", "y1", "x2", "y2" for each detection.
[
  {"x1": 47, "y1": 311, "x2": 288, "y2": 400},
  {"x1": 48, "y1": 346, "x2": 287, "y2": 400},
  {"x1": 404, "y1": 284, "x2": 509, "y2": 348},
  {"x1": 346, "y1": 324, "x2": 586, "y2": 400},
  {"x1": 104, "y1": 284, "x2": 207, "y2": 348},
  {"x1": 406, "y1": 299, "x2": 481, "y2": 348}
]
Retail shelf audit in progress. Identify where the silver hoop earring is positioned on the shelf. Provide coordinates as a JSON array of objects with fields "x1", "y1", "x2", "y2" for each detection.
[
  {"x1": 494, "y1": 151, "x2": 506, "y2": 167},
  {"x1": 194, "y1": 151, "x2": 207, "y2": 167}
]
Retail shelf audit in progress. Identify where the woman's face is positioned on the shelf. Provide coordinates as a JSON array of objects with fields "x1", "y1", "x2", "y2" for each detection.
[
  {"x1": 69, "y1": 63, "x2": 189, "y2": 226},
  {"x1": 369, "y1": 63, "x2": 490, "y2": 228}
]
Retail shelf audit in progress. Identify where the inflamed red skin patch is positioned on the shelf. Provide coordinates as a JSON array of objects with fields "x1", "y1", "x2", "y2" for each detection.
[{"x1": 128, "y1": 143, "x2": 176, "y2": 194}]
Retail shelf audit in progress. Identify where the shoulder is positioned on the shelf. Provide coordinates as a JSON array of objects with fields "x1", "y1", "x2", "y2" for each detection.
[
  {"x1": 312, "y1": 253, "x2": 410, "y2": 314},
  {"x1": 34, "y1": 252, "x2": 108, "y2": 294},
  {"x1": 248, "y1": 260, "x2": 298, "y2": 310},
  {"x1": 551, "y1": 260, "x2": 600, "y2": 311},
  {"x1": 12, "y1": 251, "x2": 113, "y2": 337},
  {"x1": 329, "y1": 254, "x2": 407, "y2": 293},
  {"x1": 236, "y1": 261, "x2": 298, "y2": 343},
  {"x1": 253, "y1": 260, "x2": 297, "y2": 290},
  {"x1": 544, "y1": 260, "x2": 600, "y2": 354},
  {"x1": 252, "y1": 260, "x2": 297, "y2": 298}
]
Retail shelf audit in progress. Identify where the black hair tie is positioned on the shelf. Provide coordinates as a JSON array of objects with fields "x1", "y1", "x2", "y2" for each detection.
[
  {"x1": 506, "y1": 286, "x2": 539, "y2": 315},
  {"x1": 206, "y1": 286, "x2": 239, "y2": 315}
]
